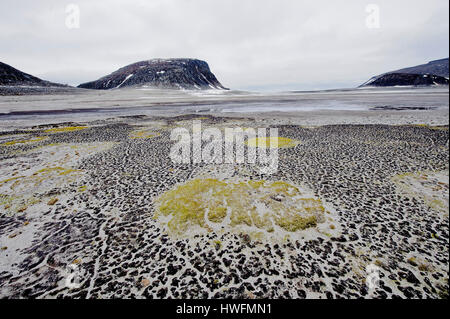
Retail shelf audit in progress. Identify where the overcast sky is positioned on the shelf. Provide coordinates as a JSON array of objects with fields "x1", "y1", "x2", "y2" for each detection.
[{"x1": 1, "y1": 0, "x2": 448, "y2": 90}]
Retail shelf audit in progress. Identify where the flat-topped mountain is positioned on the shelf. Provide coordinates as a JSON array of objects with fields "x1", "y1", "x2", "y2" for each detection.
[
  {"x1": 360, "y1": 58, "x2": 449, "y2": 87},
  {"x1": 78, "y1": 58, "x2": 228, "y2": 90},
  {"x1": 0, "y1": 61, "x2": 66, "y2": 87}
]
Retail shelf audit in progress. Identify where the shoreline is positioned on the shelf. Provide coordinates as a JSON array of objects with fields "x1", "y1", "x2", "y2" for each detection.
[
  {"x1": 0, "y1": 86, "x2": 448, "y2": 130},
  {"x1": 0, "y1": 108, "x2": 448, "y2": 132}
]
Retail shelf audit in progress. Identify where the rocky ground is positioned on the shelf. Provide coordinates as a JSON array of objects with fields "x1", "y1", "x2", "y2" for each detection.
[{"x1": 0, "y1": 115, "x2": 448, "y2": 299}]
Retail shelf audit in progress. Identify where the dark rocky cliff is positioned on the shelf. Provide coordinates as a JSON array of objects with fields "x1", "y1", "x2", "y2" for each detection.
[
  {"x1": 360, "y1": 58, "x2": 449, "y2": 87},
  {"x1": 392, "y1": 58, "x2": 449, "y2": 78},
  {"x1": 361, "y1": 73, "x2": 449, "y2": 87},
  {"x1": 0, "y1": 61, "x2": 66, "y2": 87},
  {"x1": 78, "y1": 58, "x2": 228, "y2": 90}
]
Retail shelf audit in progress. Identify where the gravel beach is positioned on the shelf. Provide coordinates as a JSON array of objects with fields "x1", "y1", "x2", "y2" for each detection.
[{"x1": 0, "y1": 110, "x2": 448, "y2": 299}]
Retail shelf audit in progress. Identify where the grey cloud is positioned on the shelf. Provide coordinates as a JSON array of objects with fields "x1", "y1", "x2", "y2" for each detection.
[{"x1": 0, "y1": 0, "x2": 448, "y2": 90}]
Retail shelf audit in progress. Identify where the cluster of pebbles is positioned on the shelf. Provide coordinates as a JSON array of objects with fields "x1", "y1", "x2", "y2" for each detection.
[{"x1": 0, "y1": 115, "x2": 448, "y2": 299}]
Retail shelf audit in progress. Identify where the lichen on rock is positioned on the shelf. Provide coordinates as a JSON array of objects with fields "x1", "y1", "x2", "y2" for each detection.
[{"x1": 392, "y1": 170, "x2": 449, "y2": 215}]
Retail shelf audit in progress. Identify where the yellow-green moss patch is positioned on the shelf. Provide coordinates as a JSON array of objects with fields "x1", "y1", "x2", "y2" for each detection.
[
  {"x1": 129, "y1": 129, "x2": 160, "y2": 139},
  {"x1": 1, "y1": 136, "x2": 47, "y2": 146},
  {"x1": 44, "y1": 126, "x2": 87, "y2": 133},
  {"x1": 411, "y1": 124, "x2": 449, "y2": 131},
  {"x1": 154, "y1": 178, "x2": 327, "y2": 238},
  {"x1": 245, "y1": 137, "x2": 300, "y2": 149},
  {"x1": 35, "y1": 166, "x2": 79, "y2": 176}
]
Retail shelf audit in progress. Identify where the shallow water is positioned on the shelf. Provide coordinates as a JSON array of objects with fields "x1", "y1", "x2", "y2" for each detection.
[{"x1": 0, "y1": 86, "x2": 448, "y2": 129}]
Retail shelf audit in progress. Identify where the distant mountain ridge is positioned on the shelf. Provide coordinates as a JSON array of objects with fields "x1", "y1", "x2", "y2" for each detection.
[
  {"x1": 0, "y1": 61, "x2": 67, "y2": 87},
  {"x1": 392, "y1": 58, "x2": 449, "y2": 78},
  {"x1": 78, "y1": 58, "x2": 228, "y2": 90},
  {"x1": 360, "y1": 58, "x2": 449, "y2": 87},
  {"x1": 361, "y1": 73, "x2": 449, "y2": 87}
]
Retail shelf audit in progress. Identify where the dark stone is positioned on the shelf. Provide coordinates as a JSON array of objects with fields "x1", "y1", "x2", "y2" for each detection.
[
  {"x1": 399, "y1": 286, "x2": 417, "y2": 298},
  {"x1": 167, "y1": 264, "x2": 179, "y2": 276},
  {"x1": 405, "y1": 271, "x2": 421, "y2": 285},
  {"x1": 156, "y1": 287, "x2": 167, "y2": 298},
  {"x1": 298, "y1": 289, "x2": 307, "y2": 298}
]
